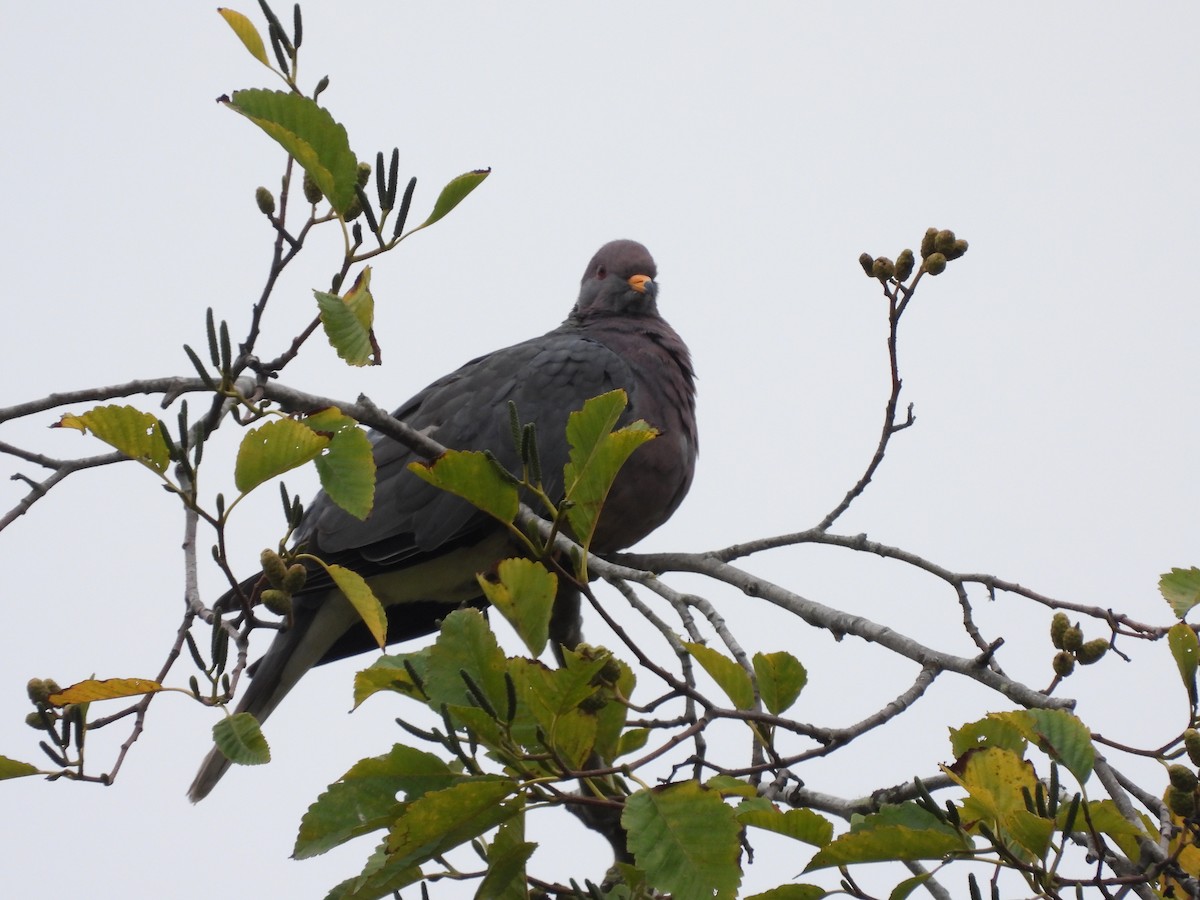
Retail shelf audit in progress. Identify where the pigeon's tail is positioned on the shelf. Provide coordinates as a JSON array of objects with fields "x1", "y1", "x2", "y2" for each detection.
[
  {"x1": 187, "y1": 740, "x2": 235, "y2": 803},
  {"x1": 187, "y1": 589, "x2": 357, "y2": 802},
  {"x1": 186, "y1": 533, "x2": 514, "y2": 802}
]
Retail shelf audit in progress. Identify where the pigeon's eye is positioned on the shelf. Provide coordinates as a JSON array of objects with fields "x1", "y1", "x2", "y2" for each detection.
[{"x1": 596, "y1": 265, "x2": 607, "y2": 279}]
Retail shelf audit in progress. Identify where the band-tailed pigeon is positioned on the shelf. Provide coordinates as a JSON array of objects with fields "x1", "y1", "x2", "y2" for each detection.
[{"x1": 187, "y1": 239, "x2": 697, "y2": 801}]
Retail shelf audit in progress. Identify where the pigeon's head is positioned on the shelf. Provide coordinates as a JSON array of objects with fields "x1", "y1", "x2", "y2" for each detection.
[{"x1": 572, "y1": 239, "x2": 660, "y2": 319}]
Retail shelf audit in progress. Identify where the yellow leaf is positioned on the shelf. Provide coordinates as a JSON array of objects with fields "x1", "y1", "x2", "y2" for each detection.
[
  {"x1": 49, "y1": 677, "x2": 163, "y2": 706},
  {"x1": 217, "y1": 8, "x2": 270, "y2": 67},
  {"x1": 323, "y1": 563, "x2": 387, "y2": 650},
  {"x1": 55, "y1": 405, "x2": 170, "y2": 473}
]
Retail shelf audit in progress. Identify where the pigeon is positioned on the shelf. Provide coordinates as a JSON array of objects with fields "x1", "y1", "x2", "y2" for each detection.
[{"x1": 188, "y1": 239, "x2": 697, "y2": 801}]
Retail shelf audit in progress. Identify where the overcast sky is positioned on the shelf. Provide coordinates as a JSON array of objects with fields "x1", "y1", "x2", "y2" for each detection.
[{"x1": 2, "y1": 3, "x2": 1198, "y2": 897}]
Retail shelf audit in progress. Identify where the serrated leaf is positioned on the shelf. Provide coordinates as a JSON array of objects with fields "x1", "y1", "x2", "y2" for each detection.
[
  {"x1": 478, "y1": 558, "x2": 556, "y2": 657},
  {"x1": 446, "y1": 704, "x2": 506, "y2": 751},
  {"x1": 806, "y1": 803, "x2": 969, "y2": 870},
  {"x1": 1161, "y1": 567, "x2": 1200, "y2": 619},
  {"x1": 592, "y1": 654, "x2": 636, "y2": 765},
  {"x1": 476, "y1": 814, "x2": 535, "y2": 900},
  {"x1": 320, "y1": 563, "x2": 387, "y2": 650},
  {"x1": 217, "y1": 8, "x2": 269, "y2": 66},
  {"x1": 353, "y1": 651, "x2": 431, "y2": 707},
  {"x1": 562, "y1": 390, "x2": 657, "y2": 553},
  {"x1": 946, "y1": 747, "x2": 1036, "y2": 820},
  {"x1": 408, "y1": 450, "x2": 519, "y2": 524},
  {"x1": 990, "y1": 709, "x2": 1094, "y2": 784},
  {"x1": 944, "y1": 747, "x2": 1049, "y2": 858},
  {"x1": 708, "y1": 775, "x2": 759, "y2": 798},
  {"x1": 752, "y1": 651, "x2": 807, "y2": 715},
  {"x1": 950, "y1": 716, "x2": 1029, "y2": 759},
  {"x1": 1169, "y1": 621, "x2": 1200, "y2": 707},
  {"x1": 235, "y1": 417, "x2": 329, "y2": 494},
  {"x1": 616, "y1": 727, "x2": 649, "y2": 759},
  {"x1": 407, "y1": 169, "x2": 490, "y2": 234},
  {"x1": 685, "y1": 642, "x2": 755, "y2": 710},
  {"x1": 55, "y1": 404, "x2": 170, "y2": 473},
  {"x1": 316, "y1": 267, "x2": 377, "y2": 367},
  {"x1": 0, "y1": 756, "x2": 40, "y2": 781},
  {"x1": 213, "y1": 712, "x2": 270, "y2": 766},
  {"x1": 1006, "y1": 808, "x2": 1054, "y2": 858},
  {"x1": 224, "y1": 89, "x2": 359, "y2": 214},
  {"x1": 48, "y1": 678, "x2": 162, "y2": 706},
  {"x1": 423, "y1": 609, "x2": 508, "y2": 713},
  {"x1": 294, "y1": 744, "x2": 457, "y2": 859},
  {"x1": 384, "y1": 777, "x2": 520, "y2": 867},
  {"x1": 1078, "y1": 799, "x2": 1151, "y2": 839},
  {"x1": 738, "y1": 805, "x2": 833, "y2": 848},
  {"x1": 888, "y1": 874, "x2": 932, "y2": 900},
  {"x1": 623, "y1": 782, "x2": 742, "y2": 900},
  {"x1": 508, "y1": 652, "x2": 609, "y2": 768},
  {"x1": 307, "y1": 408, "x2": 376, "y2": 519},
  {"x1": 746, "y1": 887, "x2": 827, "y2": 900},
  {"x1": 323, "y1": 846, "x2": 422, "y2": 900}
]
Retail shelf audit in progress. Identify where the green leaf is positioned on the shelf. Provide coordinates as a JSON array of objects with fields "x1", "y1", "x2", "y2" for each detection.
[
  {"x1": 592, "y1": 653, "x2": 637, "y2": 765},
  {"x1": 613, "y1": 863, "x2": 651, "y2": 897},
  {"x1": 806, "y1": 803, "x2": 970, "y2": 870},
  {"x1": 615, "y1": 727, "x2": 649, "y2": 759},
  {"x1": 445, "y1": 704, "x2": 506, "y2": 751},
  {"x1": 623, "y1": 782, "x2": 742, "y2": 900},
  {"x1": 407, "y1": 169, "x2": 490, "y2": 235},
  {"x1": 55, "y1": 404, "x2": 170, "y2": 473},
  {"x1": 408, "y1": 450, "x2": 519, "y2": 524},
  {"x1": 476, "y1": 816, "x2": 536, "y2": 900},
  {"x1": 212, "y1": 712, "x2": 271, "y2": 766},
  {"x1": 224, "y1": 89, "x2": 359, "y2": 214},
  {"x1": 423, "y1": 609, "x2": 509, "y2": 713},
  {"x1": 685, "y1": 642, "x2": 755, "y2": 710},
  {"x1": 1076, "y1": 799, "x2": 1150, "y2": 838},
  {"x1": 508, "y1": 652, "x2": 610, "y2": 768},
  {"x1": 746, "y1": 887, "x2": 827, "y2": 900},
  {"x1": 1080, "y1": 801, "x2": 1152, "y2": 868},
  {"x1": 949, "y1": 716, "x2": 1029, "y2": 759},
  {"x1": 888, "y1": 874, "x2": 932, "y2": 900},
  {"x1": 752, "y1": 651, "x2": 807, "y2": 715},
  {"x1": 0, "y1": 756, "x2": 40, "y2": 781},
  {"x1": 562, "y1": 390, "x2": 657, "y2": 552},
  {"x1": 307, "y1": 408, "x2": 376, "y2": 520},
  {"x1": 323, "y1": 845, "x2": 423, "y2": 900},
  {"x1": 1161, "y1": 567, "x2": 1200, "y2": 619},
  {"x1": 477, "y1": 558, "x2": 557, "y2": 657},
  {"x1": 319, "y1": 563, "x2": 387, "y2": 650},
  {"x1": 316, "y1": 268, "x2": 378, "y2": 367},
  {"x1": 944, "y1": 746, "x2": 1050, "y2": 861},
  {"x1": 384, "y1": 777, "x2": 521, "y2": 868},
  {"x1": 738, "y1": 805, "x2": 833, "y2": 848},
  {"x1": 353, "y1": 651, "x2": 430, "y2": 707},
  {"x1": 217, "y1": 8, "x2": 269, "y2": 67},
  {"x1": 990, "y1": 709, "x2": 1095, "y2": 784},
  {"x1": 294, "y1": 744, "x2": 457, "y2": 859},
  {"x1": 48, "y1": 677, "x2": 162, "y2": 705},
  {"x1": 709, "y1": 776, "x2": 759, "y2": 799},
  {"x1": 1006, "y1": 808, "x2": 1054, "y2": 858},
  {"x1": 1169, "y1": 621, "x2": 1200, "y2": 707},
  {"x1": 235, "y1": 417, "x2": 329, "y2": 494}
]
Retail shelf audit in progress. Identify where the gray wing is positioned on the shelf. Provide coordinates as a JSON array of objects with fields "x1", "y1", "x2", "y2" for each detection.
[{"x1": 296, "y1": 326, "x2": 638, "y2": 582}]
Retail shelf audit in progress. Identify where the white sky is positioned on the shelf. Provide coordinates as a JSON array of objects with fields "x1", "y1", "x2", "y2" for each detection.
[{"x1": 2, "y1": 3, "x2": 1198, "y2": 898}]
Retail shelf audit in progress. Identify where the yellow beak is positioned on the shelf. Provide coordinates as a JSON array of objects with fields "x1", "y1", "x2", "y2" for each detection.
[{"x1": 627, "y1": 274, "x2": 652, "y2": 294}]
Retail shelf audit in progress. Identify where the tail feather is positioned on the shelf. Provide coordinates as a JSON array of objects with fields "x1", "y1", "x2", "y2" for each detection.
[
  {"x1": 187, "y1": 588, "x2": 357, "y2": 802},
  {"x1": 186, "y1": 531, "x2": 515, "y2": 801}
]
